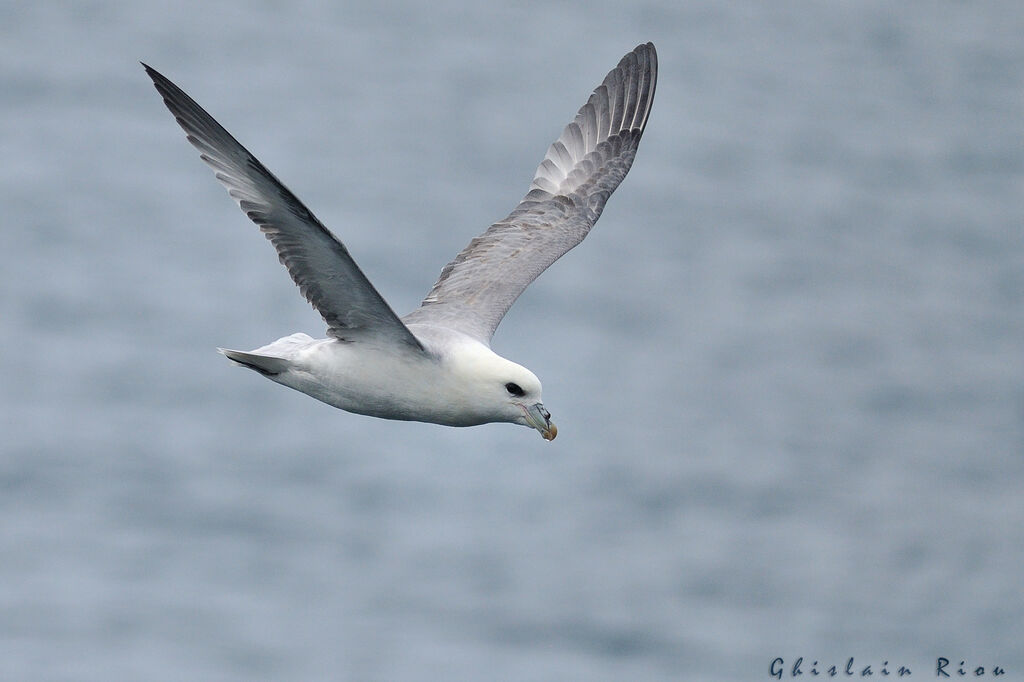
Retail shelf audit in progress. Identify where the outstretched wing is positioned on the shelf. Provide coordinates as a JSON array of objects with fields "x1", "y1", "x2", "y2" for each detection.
[
  {"x1": 143, "y1": 64, "x2": 423, "y2": 351},
  {"x1": 402, "y1": 42, "x2": 657, "y2": 344}
]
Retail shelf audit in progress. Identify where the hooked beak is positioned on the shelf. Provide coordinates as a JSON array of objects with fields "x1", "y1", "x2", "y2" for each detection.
[{"x1": 521, "y1": 402, "x2": 557, "y2": 441}]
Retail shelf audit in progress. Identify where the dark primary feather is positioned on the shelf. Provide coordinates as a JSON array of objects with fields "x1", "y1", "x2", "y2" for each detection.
[
  {"x1": 142, "y1": 63, "x2": 423, "y2": 352},
  {"x1": 402, "y1": 42, "x2": 657, "y2": 343}
]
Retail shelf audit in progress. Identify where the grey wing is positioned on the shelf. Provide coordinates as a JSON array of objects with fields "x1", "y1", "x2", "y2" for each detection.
[
  {"x1": 402, "y1": 42, "x2": 657, "y2": 344},
  {"x1": 143, "y1": 64, "x2": 423, "y2": 352}
]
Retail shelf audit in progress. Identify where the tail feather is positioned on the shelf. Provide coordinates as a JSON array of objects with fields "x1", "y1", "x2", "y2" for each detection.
[{"x1": 218, "y1": 348, "x2": 292, "y2": 375}]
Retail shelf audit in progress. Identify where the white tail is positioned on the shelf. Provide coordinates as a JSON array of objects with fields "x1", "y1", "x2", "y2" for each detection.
[
  {"x1": 218, "y1": 348, "x2": 292, "y2": 375},
  {"x1": 218, "y1": 332, "x2": 315, "y2": 375}
]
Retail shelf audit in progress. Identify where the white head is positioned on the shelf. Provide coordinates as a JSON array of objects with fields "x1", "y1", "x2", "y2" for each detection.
[{"x1": 444, "y1": 342, "x2": 557, "y2": 440}]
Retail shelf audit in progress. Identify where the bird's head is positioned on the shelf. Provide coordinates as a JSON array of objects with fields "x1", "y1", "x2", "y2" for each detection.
[{"x1": 447, "y1": 343, "x2": 557, "y2": 441}]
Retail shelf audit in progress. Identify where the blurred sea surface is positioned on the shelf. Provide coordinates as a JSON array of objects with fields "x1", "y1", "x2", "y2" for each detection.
[{"x1": 1, "y1": 2, "x2": 1022, "y2": 680}]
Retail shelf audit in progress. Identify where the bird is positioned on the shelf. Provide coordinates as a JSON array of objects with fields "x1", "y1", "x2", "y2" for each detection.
[{"x1": 143, "y1": 42, "x2": 657, "y2": 441}]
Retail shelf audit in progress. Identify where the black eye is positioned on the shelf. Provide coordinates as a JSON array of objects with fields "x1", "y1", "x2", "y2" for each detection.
[{"x1": 505, "y1": 382, "x2": 525, "y2": 397}]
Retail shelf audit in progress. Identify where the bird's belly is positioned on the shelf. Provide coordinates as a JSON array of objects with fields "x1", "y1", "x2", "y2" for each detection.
[{"x1": 274, "y1": 340, "x2": 473, "y2": 425}]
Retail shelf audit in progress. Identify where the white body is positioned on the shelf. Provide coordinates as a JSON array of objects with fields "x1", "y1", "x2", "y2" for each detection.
[{"x1": 225, "y1": 327, "x2": 543, "y2": 429}]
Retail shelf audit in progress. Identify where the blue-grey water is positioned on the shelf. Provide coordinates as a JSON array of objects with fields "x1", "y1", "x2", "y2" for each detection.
[{"x1": 2, "y1": 2, "x2": 1022, "y2": 680}]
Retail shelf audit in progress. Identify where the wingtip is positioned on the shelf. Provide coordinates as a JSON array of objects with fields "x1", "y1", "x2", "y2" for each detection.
[
  {"x1": 631, "y1": 42, "x2": 658, "y2": 79},
  {"x1": 624, "y1": 42, "x2": 655, "y2": 61},
  {"x1": 141, "y1": 62, "x2": 166, "y2": 91},
  {"x1": 140, "y1": 62, "x2": 175, "y2": 92}
]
